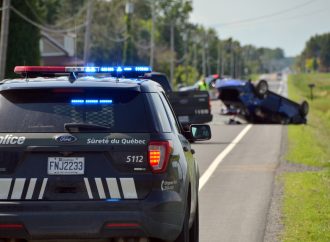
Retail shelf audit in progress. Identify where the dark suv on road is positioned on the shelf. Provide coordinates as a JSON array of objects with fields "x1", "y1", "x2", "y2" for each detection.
[{"x1": 0, "y1": 66, "x2": 211, "y2": 242}]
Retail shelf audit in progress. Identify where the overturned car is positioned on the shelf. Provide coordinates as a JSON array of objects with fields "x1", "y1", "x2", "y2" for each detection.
[{"x1": 216, "y1": 79, "x2": 309, "y2": 124}]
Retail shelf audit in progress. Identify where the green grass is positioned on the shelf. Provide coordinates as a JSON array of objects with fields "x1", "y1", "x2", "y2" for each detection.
[
  {"x1": 282, "y1": 73, "x2": 330, "y2": 241},
  {"x1": 283, "y1": 171, "x2": 330, "y2": 242},
  {"x1": 248, "y1": 74, "x2": 260, "y2": 82}
]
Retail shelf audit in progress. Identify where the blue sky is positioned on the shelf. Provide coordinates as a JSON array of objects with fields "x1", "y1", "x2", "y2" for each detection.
[{"x1": 190, "y1": 0, "x2": 330, "y2": 57}]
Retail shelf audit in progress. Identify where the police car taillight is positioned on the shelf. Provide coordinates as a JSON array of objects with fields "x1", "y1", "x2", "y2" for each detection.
[
  {"x1": 148, "y1": 141, "x2": 172, "y2": 173},
  {"x1": 0, "y1": 224, "x2": 24, "y2": 229}
]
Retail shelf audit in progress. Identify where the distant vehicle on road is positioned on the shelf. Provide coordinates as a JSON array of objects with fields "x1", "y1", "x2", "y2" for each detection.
[
  {"x1": 276, "y1": 72, "x2": 283, "y2": 81},
  {"x1": 178, "y1": 74, "x2": 220, "y2": 100},
  {"x1": 178, "y1": 74, "x2": 219, "y2": 92},
  {"x1": 145, "y1": 72, "x2": 213, "y2": 126},
  {"x1": 216, "y1": 79, "x2": 309, "y2": 124}
]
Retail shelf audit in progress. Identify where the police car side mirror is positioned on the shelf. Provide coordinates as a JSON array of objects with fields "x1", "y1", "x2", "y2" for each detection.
[{"x1": 190, "y1": 124, "x2": 211, "y2": 141}]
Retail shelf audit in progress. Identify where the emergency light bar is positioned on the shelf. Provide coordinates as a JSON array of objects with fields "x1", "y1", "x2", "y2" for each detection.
[{"x1": 14, "y1": 66, "x2": 152, "y2": 75}]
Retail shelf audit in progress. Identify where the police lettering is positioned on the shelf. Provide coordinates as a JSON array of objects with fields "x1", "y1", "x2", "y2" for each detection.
[
  {"x1": 121, "y1": 138, "x2": 146, "y2": 145},
  {"x1": 0, "y1": 135, "x2": 25, "y2": 145}
]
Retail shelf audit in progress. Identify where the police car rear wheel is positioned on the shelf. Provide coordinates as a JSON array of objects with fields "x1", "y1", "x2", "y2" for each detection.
[
  {"x1": 174, "y1": 200, "x2": 190, "y2": 242},
  {"x1": 189, "y1": 202, "x2": 199, "y2": 242}
]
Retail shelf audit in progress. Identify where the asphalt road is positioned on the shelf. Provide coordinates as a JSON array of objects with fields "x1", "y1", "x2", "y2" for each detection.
[{"x1": 193, "y1": 76, "x2": 285, "y2": 242}]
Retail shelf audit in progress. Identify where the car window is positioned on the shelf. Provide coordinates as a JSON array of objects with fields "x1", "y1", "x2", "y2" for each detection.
[
  {"x1": 148, "y1": 93, "x2": 172, "y2": 133},
  {"x1": 0, "y1": 88, "x2": 152, "y2": 133},
  {"x1": 159, "y1": 93, "x2": 180, "y2": 134},
  {"x1": 147, "y1": 74, "x2": 172, "y2": 93}
]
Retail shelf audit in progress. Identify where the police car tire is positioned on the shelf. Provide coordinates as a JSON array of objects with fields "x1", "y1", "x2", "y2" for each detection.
[
  {"x1": 299, "y1": 101, "x2": 309, "y2": 117},
  {"x1": 256, "y1": 80, "x2": 268, "y2": 97},
  {"x1": 189, "y1": 201, "x2": 199, "y2": 242},
  {"x1": 174, "y1": 200, "x2": 190, "y2": 242}
]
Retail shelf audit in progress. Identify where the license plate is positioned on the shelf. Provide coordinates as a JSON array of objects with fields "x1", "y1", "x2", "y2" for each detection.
[
  {"x1": 48, "y1": 157, "x2": 85, "y2": 175},
  {"x1": 178, "y1": 116, "x2": 189, "y2": 123}
]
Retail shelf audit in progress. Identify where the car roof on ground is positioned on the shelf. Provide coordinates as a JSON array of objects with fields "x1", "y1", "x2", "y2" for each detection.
[{"x1": 215, "y1": 79, "x2": 247, "y2": 88}]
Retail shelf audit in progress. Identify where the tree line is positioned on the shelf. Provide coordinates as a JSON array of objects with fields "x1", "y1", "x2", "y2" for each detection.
[
  {"x1": 296, "y1": 32, "x2": 330, "y2": 73},
  {"x1": 1, "y1": 0, "x2": 287, "y2": 85}
]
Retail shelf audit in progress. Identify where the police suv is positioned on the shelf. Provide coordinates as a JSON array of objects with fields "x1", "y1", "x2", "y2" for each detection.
[{"x1": 0, "y1": 66, "x2": 211, "y2": 242}]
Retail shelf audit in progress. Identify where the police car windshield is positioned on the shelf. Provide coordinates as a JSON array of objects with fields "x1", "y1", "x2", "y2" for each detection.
[{"x1": 0, "y1": 88, "x2": 151, "y2": 133}]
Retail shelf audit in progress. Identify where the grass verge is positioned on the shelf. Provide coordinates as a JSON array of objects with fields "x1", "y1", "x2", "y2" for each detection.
[
  {"x1": 282, "y1": 73, "x2": 330, "y2": 242},
  {"x1": 249, "y1": 74, "x2": 260, "y2": 82}
]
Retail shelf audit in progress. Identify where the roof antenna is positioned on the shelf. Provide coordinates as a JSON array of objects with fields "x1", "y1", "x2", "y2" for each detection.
[
  {"x1": 23, "y1": 60, "x2": 29, "y2": 82},
  {"x1": 69, "y1": 72, "x2": 77, "y2": 83},
  {"x1": 74, "y1": 18, "x2": 77, "y2": 67}
]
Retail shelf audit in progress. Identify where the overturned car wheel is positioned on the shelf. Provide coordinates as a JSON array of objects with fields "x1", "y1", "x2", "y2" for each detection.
[
  {"x1": 256, "y1": 80, "x2": 269, "y2": 98},
  {"x1": 299, "y1": 100, "x2": 309, "y2": 117}
]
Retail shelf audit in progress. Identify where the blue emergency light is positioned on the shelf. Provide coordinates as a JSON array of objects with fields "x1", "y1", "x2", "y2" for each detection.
[
  {"x1": 14, "y1": 66, "x2": 152, "y2": 75},
  {"x1": 14, "y1": 66, "x2": 152, "y2": 82},
  {"x1": 71, "y1": 99, "x2": 113, "y2": 105}
]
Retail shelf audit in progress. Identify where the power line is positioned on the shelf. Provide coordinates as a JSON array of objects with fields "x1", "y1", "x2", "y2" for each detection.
[
  {"x1": 216, "y1": 5, "x2": 330, "y2": 31},
  {"x1": 10, "y1": 6, "x2": 86, "y2": 34},
  {"x1": 24, "y1": 0, "x2": 88, "y2": 28},
  {"x1": 213, "y1": 0, "x2": 318, "y2": 27},
  {"x1": 24, "y1": 0, "x2": 47, "y2": 25},
  {"x1": 0, "y1": 6, "x2": 9, "y2": 11}
]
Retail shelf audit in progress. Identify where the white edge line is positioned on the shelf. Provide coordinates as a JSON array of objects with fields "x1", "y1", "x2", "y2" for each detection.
[{"x1": 199, "y1": 124, "x2": 253, "y2": 191}]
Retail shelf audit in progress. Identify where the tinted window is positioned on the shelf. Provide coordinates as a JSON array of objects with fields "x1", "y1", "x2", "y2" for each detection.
[
  {"x1": 160, "y1": 93, "x2": 180, "y2": 133},
  {"x1": 0, "y1": 88, "x2": 151, "y2": 133},
  {"x1": 146, "y1": 74, "x2": 172, "y2": 93},
  {"x1": 149, "y1": 93, "x2": 172, "y2": 133}
]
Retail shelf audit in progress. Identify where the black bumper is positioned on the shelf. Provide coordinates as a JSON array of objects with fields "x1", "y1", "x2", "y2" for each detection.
[{"x1": 0, "y1": 191, "x2": 184, "y2": 241}]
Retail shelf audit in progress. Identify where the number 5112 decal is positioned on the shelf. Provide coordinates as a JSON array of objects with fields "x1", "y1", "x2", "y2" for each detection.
[{"x1": 126, "y1": 155, "x2": 144, "y2": 163}]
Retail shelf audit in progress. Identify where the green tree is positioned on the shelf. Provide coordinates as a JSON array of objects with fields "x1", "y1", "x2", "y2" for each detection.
[
  {"x1": 174, "y1": 64, "x2": 198, "y2": 87},
  {"x1": 319, "y1": 35, "x2": 330, "y2": 72},
  {"x1": 298, "y1": 32, "x2": 330, "y2": 72},
  {"x1": 5, "y1": 0, "x2": 41, "y2": 78}
]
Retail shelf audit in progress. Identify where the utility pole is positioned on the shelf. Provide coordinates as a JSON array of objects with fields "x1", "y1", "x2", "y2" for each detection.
[
  {"x1": 231, "y1": 45, "x2": 235, "y2": 78},
  {"x1": 221, "y1": 43, "x2": 225, "y2": 77},
  {"x1": 183, "y1": 32, "x2": 188, "y2": 84},
  {"x1": 202, "y1": 35, "x2": 206, "y2": 77},
  {"x1": 206, "y1": 42, "x2": 211, "y2": 76},
  {"x1": 0, "y1": 0, "x2": 11, "y2": 80},
  {"x1": 193, "y1": 39, "x2": 198, "y2": 82},
  {"x1": 83, "y1": 0, "x2": 94, "y2": 64},
  {"x1": 123, "y1": 0, "x2": 134, "y2": 65},
  {"x1": 217, "y1": 42, "x2": 221, "y2": 75},
  {"x1": 170, "y1": 21, "x2": 175, "y2": 84},
  {"x1": 149, "y1": 0, "x2": 155, "y2": 68}
]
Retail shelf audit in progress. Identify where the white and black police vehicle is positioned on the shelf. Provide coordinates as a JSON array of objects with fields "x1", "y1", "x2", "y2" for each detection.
[{"x1": 0, "y1": 66, "x2": 211, "y2": 242}]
